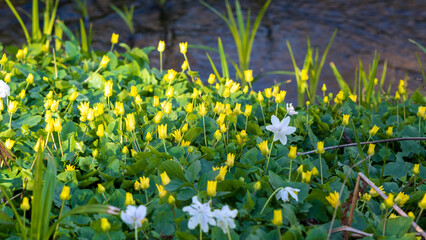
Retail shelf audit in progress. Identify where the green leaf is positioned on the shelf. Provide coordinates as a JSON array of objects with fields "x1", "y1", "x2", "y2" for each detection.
[
  {"x1": 185, "y1": 160, "x2": 201, "y2": 183},
  {"x1": 378, "y1": 217, "x2": 412, "y2": 237},
  {"x1": 159, "y1": 160, "x2": 186, "y2": 182},
  {"x1": 306, "y1": 226, "x2": 327, "y2": 240},
  {"x1": 183, "y1": 127, "x2": 203, "y2": 142}
]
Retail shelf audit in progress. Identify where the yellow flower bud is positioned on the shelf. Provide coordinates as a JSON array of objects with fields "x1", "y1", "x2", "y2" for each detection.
[
  {"x1": 4, "y1": 139, "x2": 15, "y2": 150},
  {"x1": 226, "y1": 153, "x2": 235, "y2": 168},
  {"x1": 104, "y1": 80, "x2": 113, "y2": 98},
  {"x1": 156, "y1": 184, "x2": 167, "y2": 198},
  {"x1": 97, "y1": 183, "x2": 106, "y2": 194},
  {"x1": 244, "y1": 69, "x2": 253, "y2": 83},
  {"x1": 258, "y1": 140, "x2": 269, "y2": 156},
  {"x1": 311, "y1": 167, "x2": 319, "y2": 176},
  {"x1": 165, "y1": 86, "x2": 174, "y2": 98},
  {"x1": 215, "y1": 166, "x2": 227, "y2": 182},
  {"x1": 264, "y1": 88, "x2": 272, "y2": 98},
  {"x1": 161, "y1": 171, "x2": 171, "y2": 185},
  {"x1": 135, "y1": 95, "x2": 143, "y2": 105},
  {"x1": 157, "y1": 40, "x2": 165, "y2": 53},
  {"x1": 153, "y1": 111, "x2": 163, "y2": 124},
  {"x1": 113, "y1": 101, "x2": 125, "y2": 116},
  {"x1": 101, "y1": 218, "x2": 111, "y2": 232},
  {"x1": 384, "y1": 193, "x2": 394, "y2": 209},
  {"x1": 158, "y1": 124, "x2": 167, "y2": 139},
  {"x1": 254, "y1": 181, "x2": 261, "y2": 191},
  {"x1": 367, "y1": 144, "x2": 375, "y2": 156},
  {"x1": 129, "y1": 86, "x2": 138, "y2": 97},
  {"x1": 342, "y1": 114, "x2": 350, "y2": 126},
  {"x1": 208, "y1": 74, "x2": 216, "y2": 85},
  {"x1": 419, "y1": 193, "x2": 426, "y2": 209},
  {"x1": 5, "y1": 73, "x2": 11, "y2": 83},
  {"x1": 20, "y1": 197, "x2": 30, "y2": 210},
  {"x1": 322, "y1": 84, "x2": 327, "y2": 92},
  {"x1": 26, "y1": 73, "x2": 34, "y2": 85},
  {"x1": 179, "y1": 42, "x2": 188, "y2": 54},
  {"x1": 369, "y1": 125, "x2": 380, "y2": 136},
  {"x1": 408, "y1": 211, "x2": 415, "y2": 220},
  {"x1": 272, "y1": 209, "x2": 283, "y2": 226},
  {"x1": 125, "y1": 113, "x2": 136, "y2": 132},
  {"x1": 413, "y1": 164, "x2": 420, "y2": 175},
  {"x1": 60, "y1": 185, "x2": 71, "y2": 201},
  {"x1": 122, "y1": 146, "x2": 129, "y2": 155},
  {"x1": 326, "y1": 191, "x2": 340, "y2": 208},
  {"x1": 386, "y1": 126, "x2": 393, "y2": 137},
  {"x1": 111, "y1": 33, "x2": 119, "y2": 44},
  {"x1": 198, "y1": 103, "x2": 207, "y2": 116},
  {"x1": 257, "y1": 91, "x2": 264, "y2": 102},
  {"x1": 96, "y1": 124, "x2": 105, "y2": 138},
  {"x1": 100, "y1": 55, "x2": 110, "y2": 68},
  {"x1": 167, "y1": 195, "x2": 176, "y2": 205},
  {"x1": 316, "y1": 141, "x2": 325, "y2": 154},
  {"x1": 19, "y1": 89, "x2": 25, "y2": 99},
  {"x1": 68, "y1": 92, "x2": 79, "y2": 102},
  {"x1": 8, "y1": 100, "x2": 18, "y2": 114},
  {"x1": 53, "y1": 118, "x2": 62, "y2": 132},
  {"x1": 207, "y1": 180, "x2": 217, "y2": 197},
  {"x1": 145, "y1": 132, "x2": 152, "y2": 142},
  {"x1": 139, "y1": 176, "x2": 150, "y2": 190},
  {"x1": 288, "y1": 146, "x2": 297, "y2": 159},
  {"x1": 125, "y1": 192, "x2": 135, "y2": 206}
]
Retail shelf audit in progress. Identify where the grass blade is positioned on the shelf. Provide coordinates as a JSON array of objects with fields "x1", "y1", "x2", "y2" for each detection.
[
  {"x1": 409, "y1": 39, "x2": 426, "y2": 54},
  {"x1": 330, "y1": 62, "x2": 352, "y2": 95},
  {"x1": 0, "y1": 185, "x2": 23, "y2": 232},
  {"x1": 218, "y1": 38, "x2": 229, "y2": 79},
  {"x1": 30, "y1": 147, "x2": 44, "y2": 239},
  {"x1": 4, "y1": 0, "x2": 31, "y2": 44},
  {"x1": 32, "y1": 0, "x2": 41, "y2": 41},
  {"x1": 40, "y1": 150, "x2": 57, "y2": 237},
  {"x1": 80, "y1": 19, "x2": 88, "y2": 53},
  {"x1": 206, "y1": 52, "x2": 222, "y2": 82}
]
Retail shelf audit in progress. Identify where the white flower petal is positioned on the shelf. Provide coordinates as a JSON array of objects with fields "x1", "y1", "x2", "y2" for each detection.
[
  {"x1": 280, "y1": 116, "x2": 290, "y2": 129},
  {"x1": 271, "y1": 115, "x2": 280, "y2": 127},
  {"x1": 188, "y1": 216, "x2": 199, "y2": 230},
  {"x1": 282, "y1": 126, "x2": 296, "y2": 135},
  {"x1": 266, "y1": 125, "x2": 278, "y2": 133}
]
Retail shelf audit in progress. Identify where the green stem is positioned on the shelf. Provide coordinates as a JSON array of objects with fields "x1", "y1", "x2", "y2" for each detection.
[
  {"x1": 144, "y1": 189, "x2": 149, "y2": 204},
  {"x1": 53, "y1": 200, "x2": 65, "y2": 239},
  {"x1": 277, "y1": 226, "x2": 281, "y2": 240},
  {"x1": 260, "y1": 187, "x2": 283, "y2": 214},
  {"x1": 380, "y1": 143, "x2": 388, "y2": 182},
  {"x1": 202, "y1": 116, "x2": 207, "y2": 146},
  {"x1": 22, "y1": 210, "x2": 26, "y2": 239},
  {"x1": 338, "y1": 126, "x2": 345, "y2": 143},
  {"x1": 135, "y1": 221, "x2": 138, "y2": 240},
  {"x1": 162, "y1": 139, "x2": 169, "y2": 154},
  {"x1": 199, "y1": 224, "x2": 202, "y2": 240},
  {"x1": 319, "y1": 154, "x2": 323, "y2": 184},
  {"x1": 226, "y1": 225, "x2": 232, "y2": 240},
  {"x1": 415, "y1": 208, "x2": 424, "y2": 225},
  {"x1": 265, "y1": 140, "x2": 274, "y2": 174},
  {"x1": 259, "y1": 103, "x2": 267, "y2": 127},
  {"x1": 160, "y1": 52, "x2": 163, "y2": 73},
  {"x1": 106, "y1": 232, "x2": 112, "y2": 240},
  {"x1": 9, "y1": 113, "x2": 12, "y2": 129},
  {"x1": 288, "y1": 158, "x2": 293, "y2": 182}
]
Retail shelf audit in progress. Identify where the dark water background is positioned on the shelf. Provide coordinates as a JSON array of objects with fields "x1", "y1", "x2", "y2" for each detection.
[{"x1": 0, "y1": 0, "x2": 425, "y2": 103}]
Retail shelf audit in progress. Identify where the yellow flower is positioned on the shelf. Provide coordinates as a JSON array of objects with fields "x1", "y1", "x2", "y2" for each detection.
[
  {"x1": 157, "y1": 40, "x2": 165, "y2": 52},
  {"x1": 125, "y1": 113, "x2": 136, "y2": 132},
  {"x1": 60, "y1": 185, "x2": 71, "y2": 201},
  {"x1": 418, "y1": 106, "x2": 426, "y2": 118},
  {"x1": 153, "y1": 111, "x2": 163, "y2": 124},
  {"x1": 93, "y1": 149, "x2": 98, "y2": 158},
  {"x1": 101, "y1": 218, "x2": 111, "y2": 232},
  {"x1": 211, "y1": 129, "x2": 220, "y2": 141},
  {"x1": 208, "y1": 74, "x2": 216, "y2": 85},
  {"x1": 342, "y1": 114, "x2": 350, "y2": 126},
  {"x1": 167, "y1": 195, "x2": 176, "y2": 205},
  {"x1": 369, "y1": 186, "x2": 385, "y2": 197},
  {"x1": 311, "y1": 167, "x2": 319, "y2": 176},
  {"x1": 369, "y1": 125, "x2": 380, "y2": 136},
  {"x1": 408, "y1": 212, "x2": 415, "y2": 220},
  {"x1": 264, "y1": 88, "x2": 272, "y2": 98},
  {"x1": 134, "y1": 180, "x2": 141, "y2": 190},
  {"x1": 129, "y1": 86, "x2": 138, "y2": 98},
  {"x1": 413, "y1": 164, "x2": 420, "y2": 175},
  {"x1": 135, "y1": 95, "x2": 143, "y2": 105},
  {"x1": 198, "y1": 103, "x2": 207, "y2": 116},
  {"x1": 215, "y1": 166, "x2": 228, "y2": 181},
  {"x1": 50, "y1": 100, "x2": 59, "y2": 112},
  {"x1": 8, "y1": 100, "x2": 18, "y2": 114},
  {"x1": 254, "y1": 181, "x2": 261, "y2": 191},
  {"x1": 162, "y1": 102, "x2": 172, "y2": 114},
  {"x1": 0, "y1": 53, "x2": 7, "y2": 65},
  {"x1": 244, "y1": 69, "x2": 253, "y2": 83},
  {"x1": 191, "y1": 88, "x2": 199, "y2": 99},
  {"x1": 34, "y1": 137, "x2": 44, "y2": 153},
  {"x1": 240, "y1": 130, "x2": 247, "y2": 139},
  {"x1": 257, "y1": 91, "x2": 264, "y2": 102},
  {"x1": 113, "y1": 101, "x2": 125, "y2": 116},
  {"x1": 171, "y1": 129, "x2": 182, "y2": 143},
  {"x1": 323, "y1": 96, "x2": 329, "y2": 104},
  {"x1": 336, "y1": 91, "x2": 344, "y2": 102},
  {"x1": 272, "y1": 209, "x2": 283, "y2": 226},
  {"x1": 288, "y1": 146, "x2": 297, "y2": 159},
  {"x1": 19, "y1": 89, "x2": 25, "y2": 99},
  {"x1": 275, "y1": 91, "x2": 286, "y2": 104},
  {"x1": 302, "y1": 171, "x2": 312, "y2": 184},
  {"x1": 322, "y1": 84, "x2": 327, "y2": 93},
  {"x1": 360, "y1": 193, "x2": 371, "y2": 202},
  {"x1": 394, "y1": 192, "x2": 409, "y2": 207},
  {"x1": 165, "y1": 86, "x2": 174, "y2": 98},
  {"x1": 45, "y1": 118, "x2": 54, "y2": 133},
  {"x1": 367, "y1": 144, "x2": 375, "y2": 156},
  {"x1": 297, "y1": 165, "x2": 304, "y2": 174},
  {"x1": 226, "y1": 153, "x2": 235, "y2": 168},
  {"x1": 100, "y1": 55, "x2": 110, "y2": 68},
  {"x1": 104, "y1": 80, "x2": 113, "y2": 98},
  {"x1": 301, "y1": 68, "x2": 309, "y2": 81},
  {"x1": 53, "y1": 118, "x2": 62, "y2": 132},
  {"x1": 233, "y1": 103, "x2": 242, "y2": 115},
  {"x1": 384, "y1": 193, "x2": 394, "y2": 209},
  {"x1": 179, "y1": 42, "x2": 188, "y2": 54},
  {"x1": 122, "y1": 146, "x2": 129, "y2": 155},
  {"x1": 111, "y1": 33, "x2": 119, "y2": 44},
  {"x1": 258, "y1": 140, "x2": 269, "y2": 156},
  {"x1": 125, "y1": 192, "x2": 135, "y2": 206},
  {"x1": 207, "y1": 180, "x2": 217, "y2": 197},
  {"x1": 185, "y1": 102, "x2": 193, "y2": 113},
  {"x1": 136, "y1": 177, "x2": 149, "y2": 191},
  {"x1": 220, "y1": 124, "x2": 227, "y2": 133},
  {"x1": 68, "y1": 92, "x2": 79, "y2": 102},
  {"x1": 97, "y1": 184, "x2": 105, "y2": 194},
  {"x1": 316, "y1": 141, "x2": 325, "y2": 154},
  {"x1": 242, "y1": 85, "x2": 248, "y2": 94},
  {"x1": 386, "y1": 126, "x2": 393, "y2": 137},
  {"x1": 78, "y1": 102, "x2": 90, "y2": 118},
  {"x1": 388, "y1": 213, "x2": 397, "y2": 219},
  {"x1": 222, "y1": 87, "x2": 230, "y2": 98},
  {"x1": 159, "y1": 171, "x2": 171, "y2": 186},
  {"x1": 419, "y1": 193, "x2": 426, "y2": 209},
  {"x1": 4, "y1": 139, "x2": 15, "y2": 150},
  {"x1": 20, "y1": 197, "x2": 30, "y2": 211},
  {"x1": 26, "y1": 73, "x2": 34, "y2": 85},
  {"x1": 164, "y1": 69, "x2": 177, "y2": 82},
  {"x1": 145, "y1": 132, "x2": 152, "y2": 142},
  {"x1": 156, "y1": 184, "x2": 167, "y2": 198},
  {"x1": 87, "y1": 108, "x2": 95, "y2": 121},
  {"x1": 395, "y1": 91, "x2": 401, "y2": 101},
  {"x1": 96, "y1": 124, "x2": 105, "y2": 138},
  {"x1": 16, "y1": 49, "x2": 25, "y2": 59},
  {"x1": 181, "y1": 140, "x2": 191, "y2": 146},
  {"x1": 65, "y1": 164, "x2": 75, "y2": 171},
  {"x1": 349, "y1": 94, "x2": 357, "y2": 102},
  {"x1": 326, "y1": 191, "x2": 340, "y2": 208},
  {"x1": 158, "y1": 124, "x2": 168, "y2": 139},
  {"x1": 5, "y1": 73, "x2": 11, "y2": 83}
]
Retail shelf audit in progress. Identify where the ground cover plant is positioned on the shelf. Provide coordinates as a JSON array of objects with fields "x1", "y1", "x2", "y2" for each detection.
[{"x1": 1, "y1": 1, "x2": 426, "y2": 240}]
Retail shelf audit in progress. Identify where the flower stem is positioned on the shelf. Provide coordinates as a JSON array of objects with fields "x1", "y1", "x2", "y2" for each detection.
[
  {"x1": 202, "y1": 116, "x2": 207, "y2": 146},
  {"x1": 8, "y1": 113, "x2": 12, "y2": 129},
  {"x1": 53, "y1": 200, "x2": 65, "y2": 239},
  {"x1": 144, "y1": 189, "x2": 149, "y2": 204},
  {"x1": 260, "y1": 187, "x2": 283, "y2": 214},
  {"x1": 226, "y1": 226, "x2": 232, "y2": 240},
  {"x1": 135, "y1": 221, "x2": 138, "y2": 240},
  {"x1": 338, "y1": 126, "x2": 345, "y2": 143},
  {"x1": 265, "y1": 141, "x2": 274, "y2": 174},
  {"x1": 199, "y1": 225, "x2": 202, "y2": 240},
  {"x1": 106, "y1": 232, "x2": 112, "y2": 240},
  {"x1": 288, "y1": 158, "x2": 293, "y2": 182},
  {"x1": 162, "y1": 139, "x2": 169, "y2": 154},
  {"x1": 319, "y1": 154, "x2": 323, "y2": 184},
  {"x1": 277, "y1": 226, "x2": 282, "y2": 240},
  {"x1": 259, "y1": 103, "x2": 267, "y2": 127},
  {"x1": 160, "y1": 52, "x2": 163, "y2": 73},
  {"x1": 415, "y1": 208, "x2": 424, "y2": 225}
]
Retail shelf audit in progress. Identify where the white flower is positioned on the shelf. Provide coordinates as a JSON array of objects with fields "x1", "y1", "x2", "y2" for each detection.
[
  {"x1": 213, "y1": 205, "x2": 238, "y2": 234},
  {"x1": 183, "y1": 196, "x2": 216, "y2": 233},
  {"x1": 121, "y1": 205, "x2": 147, "y2": 228},
  {"x1": 266, "y1": 115, "x2": 296, "y2": 145},
  {"x1": 276, "y1": 187, "x2": 300, "y2": 203},
  {"x1": 0, "y1": 80, "x2": 10, "y2": 98},
  {"x1": 286, "y1": 103, "x2": 298, "y2": 116}
]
